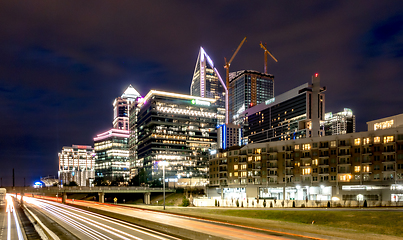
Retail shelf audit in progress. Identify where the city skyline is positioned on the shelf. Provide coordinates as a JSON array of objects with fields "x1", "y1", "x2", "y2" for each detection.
[{"x1": 1, "y1": 1, "x2": 403, "y2": 186}]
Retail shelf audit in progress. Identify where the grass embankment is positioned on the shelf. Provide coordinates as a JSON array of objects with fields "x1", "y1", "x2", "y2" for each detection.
[{"x1": 158, "y1": 207, "x2": 403, "y2": 238}]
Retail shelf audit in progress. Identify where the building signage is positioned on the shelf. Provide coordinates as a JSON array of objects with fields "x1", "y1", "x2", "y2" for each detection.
[
  {"x1": 265, "y1": 97, "x2": 275, "y2": 105},
  {"x1": 374, "y1": 120, "x2": 394, "y2": 130},
  {"x1": 191, "y1": 99, "x2": 211, "y2": 106}
]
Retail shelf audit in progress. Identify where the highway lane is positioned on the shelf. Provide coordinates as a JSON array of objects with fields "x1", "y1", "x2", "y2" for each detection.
[
  {"x1": 59, "y1": 199, "x2": 319, "y2": 240},
  {"x1": 23, "y1": 197, "x2": 181, "y2": 240},
  {"x1": 0, "y1": 195, "x2": 24, "y2": 240}
]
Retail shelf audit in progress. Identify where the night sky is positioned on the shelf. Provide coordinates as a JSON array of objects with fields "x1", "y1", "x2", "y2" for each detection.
[{"x1": 1, "y1": 1, "x2": 403, "y2": 186}]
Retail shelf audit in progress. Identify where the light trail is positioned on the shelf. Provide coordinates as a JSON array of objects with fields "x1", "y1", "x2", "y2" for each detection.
[
  {"x1": 24, "y1": 197, "x2": 178, "y2": 240},
  {"x1": 6, "y1": 194, "x2": 24, "y2": 240}
]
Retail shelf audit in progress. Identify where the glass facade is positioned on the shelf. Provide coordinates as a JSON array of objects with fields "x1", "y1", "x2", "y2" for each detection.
[
  {"x1": 190, "y1": 47, "x2": 226, "y2": 110},
  {"x1": 229, "y1": 70, "x2": 274, "y2": 122},
  {"x1": 94, "y1": 129, "x2": 130, "y2": 182},
  {"x1": 136, "y1": 91, "x2": 223, "y2": 181}
]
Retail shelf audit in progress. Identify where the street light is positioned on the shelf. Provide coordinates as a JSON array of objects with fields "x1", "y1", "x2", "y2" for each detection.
[{"x1": 159, "y1": 161, "x2": 169, "y2": 210}]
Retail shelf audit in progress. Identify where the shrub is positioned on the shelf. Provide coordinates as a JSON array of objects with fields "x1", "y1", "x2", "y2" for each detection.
[
  {"x1": 263, "y1": 199, "x2": 266, "y2": 208},
  {"x1": 217, "y1": 201, "x2": 220, "y2": 207},
  {"x1": 270, "y1": 202, "x2": 273, "y2": 208},
  {"x1": 327, "y1": 201, "x2": 331, "y2": 208},
  {"x1": 181, "y1": 196, "x2": 190, "y2": 207},
  {"x1": 215, "y1": 199, "x2": 217, "y2": 207},
  {"x1": 301, "y1": 204, "x2": 305, "y2": 208},
  {"x1": 236, "y1": 199, "x2": 239, "y2": 207},
  {"x1": 363, "y1": 200, "x2": 367, "y2": 208},
  {"x1": 292, "y1": 201, "x2": 296, "y2": 208},
  {"x1": 241, "y1": 201, "x2": 244, "y2": 207}
]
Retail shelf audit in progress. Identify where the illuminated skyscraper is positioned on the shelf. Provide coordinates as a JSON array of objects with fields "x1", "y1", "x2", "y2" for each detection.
[
  {"x1": 190, "y1": 47, "x2": 227, "y2": 122},
  {"x1": 94, "y1": 85, "x2": 142, "y2": 183},
  {"x1": 229, "y1": 70, "x2": 274, "y2": 122},
  {"x1": 113, "y1": 85, "x2": 141, "y2": 130},
  {"x1": 58, "y1": 145, "x2": 95, "y2": 186},
  {"x1": 136, "y1": 90, "x2": 223, "y2": 182}
]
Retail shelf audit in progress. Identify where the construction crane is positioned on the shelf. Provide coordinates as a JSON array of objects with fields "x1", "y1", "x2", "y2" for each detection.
[
  {"x1": 259, "y1": 42, "x2": 278, "y2": 74},
  {"x1": 224, "y1": 37, "x2": 247, "y2": 88},
  {"x1": 224, "y1": 37, "x2": 247, "y2": 124}
]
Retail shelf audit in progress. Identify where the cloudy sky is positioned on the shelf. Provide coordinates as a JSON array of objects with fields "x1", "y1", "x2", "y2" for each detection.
[{"x1": 1, "y1": 1, "x2": 402, "y2": 186}]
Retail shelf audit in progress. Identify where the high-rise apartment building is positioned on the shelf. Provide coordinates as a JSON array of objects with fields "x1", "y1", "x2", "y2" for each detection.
[
  {"x1": 113, "y1": 85, "x2": 141, "y2": 130},
  {"x1": 242, "y1": 74, "x2": 326, "y2": 144},
  {"x1": 229, "y1": 70, "x2": 274, "y2": 122},
  {"x1": 58, "y1": 145, "x2": 95, "y2": 186},
  {"x1": 209, "y1": 125, "x2": 403, "y2": 202},
  {"x1": 135, "y1": 90, "x2": 223, "y2": 182},
  {"x1": 324, "y1": 108, "x2": 355, "y2": 136}
]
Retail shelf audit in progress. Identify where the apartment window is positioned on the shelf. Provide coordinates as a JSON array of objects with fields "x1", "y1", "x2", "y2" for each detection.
[
  {"x1": 339, "y1": 174, "x2": 351, "y2": 181},
  {"x1": 313, "y1": 176, "x2": 318, "y2": 181},
  {"x1": 262, "y1": 148, "x2": 266, "y2": 153},
  {"x1": 384, "y1": 136, "x2": 394, "y2": 143},
  {"x1": 248, "y1": 156, "x2": 252, "y2": 161},
  {"x1": 374, "y1": 174, "x2": 380, "y2": 180},
  {"x1": 255, "y1": 156, "x2": 261, "y2": 161},
  {"x1": 363, "y1": 166, "x2": 370, "y2": 172},
  {"x1": 354, "y1": 166, "x2": 361, "y2": 172},
  {"x1": 374, "y1": 165, "x2": 380, "y2": 170},
  {"x1": 313, "y1": 168, "x2": 318, "y2": 173},
  {"x1": 374, "y1": 137, "x2": 381, "y2": 144},
  {"x1": 355, "y1": 157, "x2": 360, "y2": 162},
  {"x1": 331, "y1": 176, "x2": 336, "y2": 181},
  {"x1": 330, "y1": 141, "x2": 336, "y2": 147},
  {"x1": 256, "y1": 148, "x2": 261, "y2": 154},
  {"x1": 355, "y1": 175, "x2": 361, "y2": 180},
  {"x1": 354, "y1": 148, "x2": 360, "y2": 153},
  {"x1": 398, "y1": 164, "x2": 403, "y2": 170},
  {"x1": 363, "y1": 137, "x2": 370, "y2": 145},
  {"x1": 302, "y1": 144, "x2": 311, "y2": 150},
  {"x1": 313, "y1": 143, "x2": 318, "y2": 148},
  {"x1": 354, "y1": 138, "x2": 361, "y2": 145},
  {"x1": 302, "y1": 168, "x2": 311, "y2": 175},
  {"x1": 234, "y1": 172, "x2": 238, "y2": 177},
  {"x1": 331, "y1": 167, "x2": 336, "y2": 172},
  {"x1": 295, "y1": 145, "x2": 299, "y2": 150},
  {"x1": 330, "y1": 150, "x2": 336, "y2": 155},
  {"x1": 331, "y1": 158, "x2": 336, "y2": 164},
  {"x1": 398, "y1": 135, "x2": 403, "y2": 141},
  {"x1": 229, "y1": 172, "x2": 232, "y2": 177},
  {"x1": 234, "y1": 165, "x2": 238, "y2": 171},
  {"x1": 312, "y1": 159, "x2": 318, "y2": 165}
]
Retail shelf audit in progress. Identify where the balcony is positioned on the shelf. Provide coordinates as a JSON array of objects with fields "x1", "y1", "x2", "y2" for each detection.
[{"x1": 219, "y1": 160, "x2": 228, "y2": 166}]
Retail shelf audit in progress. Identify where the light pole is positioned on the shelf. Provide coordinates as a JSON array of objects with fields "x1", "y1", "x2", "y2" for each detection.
[{"x1": 159, "y1": 161, "x2": 168, "y2": 210}]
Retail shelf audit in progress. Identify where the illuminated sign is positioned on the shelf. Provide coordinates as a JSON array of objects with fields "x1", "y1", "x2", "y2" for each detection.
[
  {"x1": 374, "y1": 120, "x2": 394, "y2": 130},
  {"x1": 265, "y1": 97, "x2": 275, "y2": 105},
  {"x1": 191, "y1": 99, "x2": 211, "y2": 106}
]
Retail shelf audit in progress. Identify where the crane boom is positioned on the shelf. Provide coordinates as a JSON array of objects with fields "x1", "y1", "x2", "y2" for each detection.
[
  {"x1": 224, "y1": 36, "x2": 247, "y2": 124},
  {"x1": 227, "y1": 37, "x2": 247, "y2": 67},
  {"x1": 260, "y1": 42, "x2": 278, "y2": 62},
  {"x1": 260, "y1": 42, "x2": 277, "y2": 74}
]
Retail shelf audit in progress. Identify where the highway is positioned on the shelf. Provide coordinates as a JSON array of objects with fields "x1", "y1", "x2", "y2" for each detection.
[
  {"x1": 23, "y1": 197, "x2": 181, "y2": 240},
  {"x1": 0, "y1": 195, "x2": 24, "y2": 240},
  {"x1": 37, "y1": 198, "x2": 318, "y2": 240}
]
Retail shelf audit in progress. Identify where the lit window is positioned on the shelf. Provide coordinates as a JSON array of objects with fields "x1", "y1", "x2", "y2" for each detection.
[
  {"x1": 363, "y1": 166, "x2": 370, "y2": 172},
  {"x1": 302, "y1": 168, "x2": 311, "y2": 175},
  {"x1": 294, "y1": 145, "x2": 299, "y2": 150},
  {"x1": 223, "y1": 153, "x2": 227, "y2": 157},
  {"x1": 312, "y1": 159, "x2": 318, "y2": 165},
  {"x1": 363, "y1": 138, "x2": 370, "y2": 145},
  {"x1": 354, "y1": 138, "x2": 361, "y2": 146},
  {"x1": 256, "y1": 148, "x2": 261, "y2": 154},
  {"x1": 234, "y1": 172, "x2": 238, "y2": 177},
  {"x1": 229, "y1": 172, "x2": 232, "y2": 177},
  {"x1": 241, "y1": 172, "x2": 247, "y2": 177},
  {"x1": 255, "y1": 156, "x2": 261, "y2": 161},
  {"x1": 302, "y1": 144, "x2": 311, "y2": 150},
  {"x1": 339, "y1": 174, "x2": 352, "y2": 181},
  {"x1": 374, "y1": 137, "x2": 380, "y2": 144},
  {"x1": 330, "y1": 141, "x2": 336, "y2": 147},
  {"x1": 248, "y1": 156, "x2": 252, "y2": 161},
  {"x1": 234, "y1": 165, "x2": 238, "y2": 170},
  {"x1": 295, "y1": 162, "x2": 300, "y2": 167},
  {"x1": 354, "y1": 166, "x2": 361, "y2": 172},
  {"x1": 384, "y1": 136, "x2": 394, "y2": 143}
]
